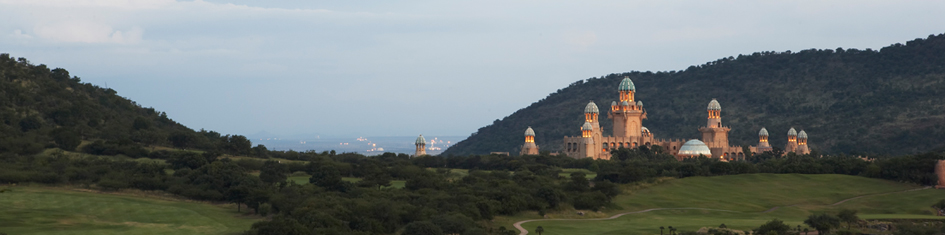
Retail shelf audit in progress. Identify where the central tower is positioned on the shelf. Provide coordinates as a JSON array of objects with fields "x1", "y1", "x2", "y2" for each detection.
[
  {"x1": 699, "y1": 99, "x2": 731, "y2": 158},
  {"x1": 609, "y1": 77, "x2": 646, "y2": 142}
]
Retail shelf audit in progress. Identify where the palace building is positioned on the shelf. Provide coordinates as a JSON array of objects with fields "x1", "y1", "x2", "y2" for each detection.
[{"x1": 526, "y1": 77, "x2": 811, "y2": 161}]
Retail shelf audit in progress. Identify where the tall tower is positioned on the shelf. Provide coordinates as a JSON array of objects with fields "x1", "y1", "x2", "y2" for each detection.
[
  {"x1": 609, "y1": 77, "x2": 646, "y2": 144},
  {"x1": 520, "y1": 127, "x2": 540, "y2": 155},
  {"x1": 583, "y1": 101, "x2": 604, "y2": 158},
  {"x1": 796, "y1": 130, "x2": 810, "y2": 154},
  {"x1": 580, "y1": 122, "x2": 596, "y2": 158},
  {"x1": 414, "y1": 135, "x2": 426, "y2": 156},
  {"x1": 757, "y1": 127, "x2": 772, "y2": 152},
  {"x1": 785, "y1": 128, "x2": 798, "y2": 153},
  {"x1": 699, "y1": 99, "x2": 731, "y2": 157}
]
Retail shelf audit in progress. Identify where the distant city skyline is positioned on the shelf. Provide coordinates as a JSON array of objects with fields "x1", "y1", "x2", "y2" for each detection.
[{"x1": 2, "y1": 0, "x2": 944, "y2": 137}]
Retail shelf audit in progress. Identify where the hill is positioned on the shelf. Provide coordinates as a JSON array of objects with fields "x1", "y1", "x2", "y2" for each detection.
[
  {"x1": 514, "y1": 174, "x2": 941, "y2": 235},
  {"x1": 443, "y1": 33, "x2": 945, "y2": 156},
  {"x1": 0, "y1": 54, "x2": 252, "y2": 157}
]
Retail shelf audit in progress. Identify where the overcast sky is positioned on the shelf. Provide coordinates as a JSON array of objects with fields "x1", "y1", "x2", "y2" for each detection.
[{"x1": 2, "y1": 0, "x2": 944, "y2": 138}]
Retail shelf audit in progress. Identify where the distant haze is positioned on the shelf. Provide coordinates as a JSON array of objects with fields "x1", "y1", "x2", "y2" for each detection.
[{"x1": 2, "y1": 0, "x2": 945, "y2": 138}]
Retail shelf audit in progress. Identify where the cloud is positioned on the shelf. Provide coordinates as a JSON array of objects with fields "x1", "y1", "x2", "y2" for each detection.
[
  {"x1": 32, "y1": 21, "x2": 142, "y2": 44},
  {"x1": 0, "y1": 0, "x2": 175, "y2": 9},
  {"x1": 11, "y1": 29, "x2": 32, "y2": 39}
]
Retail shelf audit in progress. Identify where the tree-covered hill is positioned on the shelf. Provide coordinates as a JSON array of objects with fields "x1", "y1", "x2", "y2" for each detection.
[
  {"x1": 444, "y1": 33, "x2": 945, "y2": 156},
  {"x1": 0, "y1": 54, "x2": 248, "y2": 155}
]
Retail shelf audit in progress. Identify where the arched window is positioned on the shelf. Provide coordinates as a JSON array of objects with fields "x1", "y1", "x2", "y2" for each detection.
[
  {"x1": 619, "y1": 143, "x2": 624, "y2": 148},
  {"x1": 645, "y1": 142, "x2": 651, "y2": 146},
  {"x1": 632, "y1": 142, "x2": 638, "y2": 147},
  {"x1": 603, "y1": 143, "x2": 609, "y2": 149}
]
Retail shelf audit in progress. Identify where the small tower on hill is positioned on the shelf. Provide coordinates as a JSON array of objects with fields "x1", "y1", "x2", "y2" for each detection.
[
  {"x1": 520, "y1": 127, "x2": 540, "y2": 155},
  {"x1": 414, "y1": 134, "x2": 426, "y2": 157},
  {"x1": 796, "y1": 130, "x2": 810, "y2": 154},
  {"x1": 756, "y1": 127, "x2": 772, "y2": 152},
  {"x1": 785, "y1": 128, "x2": 798, "y2": 153}
]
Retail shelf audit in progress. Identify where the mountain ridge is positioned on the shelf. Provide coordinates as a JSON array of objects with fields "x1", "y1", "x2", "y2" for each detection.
[{"x1": 443, "y1": 33, "x2": 945, "y2": 156}]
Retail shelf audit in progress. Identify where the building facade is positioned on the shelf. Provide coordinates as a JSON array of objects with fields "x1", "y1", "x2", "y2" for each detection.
[{"x1": 553, "y1": 77, "x2": 811, "y2": 161}]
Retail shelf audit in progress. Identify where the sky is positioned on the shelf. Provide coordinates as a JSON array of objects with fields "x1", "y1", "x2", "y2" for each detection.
[{"x1": 2, "y1": 0, "x2": 945, "y2": 139}]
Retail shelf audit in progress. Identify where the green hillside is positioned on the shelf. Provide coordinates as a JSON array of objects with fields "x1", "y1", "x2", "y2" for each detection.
[
  {"x1": 516, "y1": 174, "x2": 940, "y2": 235},
  {"x1": 444, "y1": 33, "x2": 945, "y2": 156},
  {"x1": 0, "y1": 186, "x2": 256, "y2": 235},
  {"x1": 0, "y1": 54, "x2": 255, "y2": 157}
]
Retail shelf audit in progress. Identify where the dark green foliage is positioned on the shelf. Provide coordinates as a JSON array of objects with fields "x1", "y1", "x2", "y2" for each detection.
[
  {"x1": 403, "y1": 221, "x2": 443, "y2": 235},
  {"x1": 444, "y1": 34, "x2": 945, "y2": 156},
  {"x1": 259, "y1": 160, "x2": 288, "y2": 184},
  {"x1": 805, "y1": 213, "x2": 841, "y2": 235},
  {"x1": 755, "y1": 219, "x2": 791, "y2": 235},
  {"x1": 50, "y1": 128, "x2": 81, "y2": 151},
  {"x1": 837, "y1": 209, "x2": 859, "y2": 229}
]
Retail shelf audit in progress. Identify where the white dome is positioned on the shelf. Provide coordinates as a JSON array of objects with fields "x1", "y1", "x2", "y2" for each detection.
[
  {"x1": 798, "y1": 130, "x2": 808, "y2": 139},
  {"x1": 636, "y1": 101, "x2": 643, "y2": 107},
  {"x1": 678, "y1": 139, "x2": 712, "y2": 156},
  {"x1": 707, "y1": 99, "x2": 721, "y2": 110},
  {"x1": 525, "y1": 127, "x2": 535, "y2": 136},
  {"x1": 584, "y1": 101, "x2": 599, "y2": 114},
  {"x1": 788, "y1": 127, "x2": 797, "y2": 136},
  {"x1": 581, "y1": 122, "x2": 594, "y2": 131},
  {"x1": 415, "y1": 135, "x2": 426, "y2": 145},
  {"x1": 759, "y1": 127, "x2": 769, "y2": 136}
]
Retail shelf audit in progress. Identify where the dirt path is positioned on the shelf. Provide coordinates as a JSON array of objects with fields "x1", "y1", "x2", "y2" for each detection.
[
  {"x1": 513, "y1": 208, "x2": 739, "y2": 235},
  {"x1": 513, "y1": 186, "x2": 931, "y2": 235}
]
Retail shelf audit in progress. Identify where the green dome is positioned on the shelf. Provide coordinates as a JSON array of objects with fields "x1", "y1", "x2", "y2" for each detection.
[
  {"x1": 621, "y1": 101, "x2": 630, "y2": 106},
  {"x1": 618, "y1": 77, "x2": 635, "y2": 91},
  {"x1": 415, "y1": 135, "x2": 426, "y2": 145},
  {"x1": 525, "y1": 127, "x2": 535, "y2": 136},
  {"x1": 636, "y1": 100, "x2": 643, "y2": 107},
  {"x1": 708, "y1": 99, "x2": 721, "y2": 110},
  {"x1": 584, "y1": 101, "x2": 599, "y2": 114},
  {"x1": 798, "y1": 130, "x2": 808, "y2": 139},
  {"x1": 787, "y1": 128, "x2": 797, "y2": 136},
  {"x1": 759, "y1": 127, "x2": 769, "y2": 136},
  {"x1": 581, "y1": 122, "x2": 594, "y2": 131}
]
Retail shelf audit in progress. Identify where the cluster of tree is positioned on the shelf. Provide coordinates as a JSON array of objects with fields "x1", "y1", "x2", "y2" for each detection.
[
  {"x1": 589, "y1": 145, "x2": 944, "y2": 185},
  {"x1": 0, "y1": 149, "x2": 625, "y2": 235},
  {"x1": 445, "y1": 33, "x2": 945, "y2": 156}
]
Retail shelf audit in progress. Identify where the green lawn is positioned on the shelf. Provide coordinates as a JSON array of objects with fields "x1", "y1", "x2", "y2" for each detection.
[
  {"x1": 516, "y1": 174, "x2": 944, "y2": 235},
  {"x1": 0, "y1": 186, "x2": 258, "y2": 235}
]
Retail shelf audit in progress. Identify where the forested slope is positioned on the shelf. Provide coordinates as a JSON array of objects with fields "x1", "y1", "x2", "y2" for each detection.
[
  {"x1": 0, "y1": 54, "x2": 250, "y2": 156},
  {"x1": 444, "y1": 33, "x2": 945, "y2": 156}
]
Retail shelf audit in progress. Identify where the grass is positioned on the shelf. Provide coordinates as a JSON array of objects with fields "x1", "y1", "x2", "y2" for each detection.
[
  {"x1": 0, "y1": 186, "x2": 258, "y2": 235},
  {"x1": 513, "y1": 174, "x2": 945, "y2": 235}
]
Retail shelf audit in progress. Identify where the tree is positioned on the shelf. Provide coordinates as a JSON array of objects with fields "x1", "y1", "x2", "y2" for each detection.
[
  {"x1": 661, "y1": 226, "x2": 665, "y2": 235},
  {"x1": 536, "y1": 226, "x2": 544, "y2": 235},
  {"x1": 50, "y1": 127, "x2": 81, "y2": 151},
  {"x1": 803, "y1": 228, "x2": 809, "y2": 235},
  {"x1": 402, "y1": 221, "x2": 443, "y2": 235},
  {"x1": 804, "y1": 213, "x2": 840, "y2": 235},
  {"x1": 259, "y1": 160, "x2": 288, "y2": 185},
  {"x1": 755, "y1": 219, "x2": 790, "y2": 235},
  {"x1": 836, "y1": 209, "x2": 859, "y2": 229}
]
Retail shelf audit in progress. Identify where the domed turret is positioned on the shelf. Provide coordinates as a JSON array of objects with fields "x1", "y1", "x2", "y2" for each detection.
[
  {"x1": 798, "y1": 130, "x2": 808, "y2": 139},
  {"x1": 636, "y1": 101, "x2": 643, "y2": 107},
  {"x1": 787, "y1": 128, "x2": 797, "y2": 136},
  {"x1": 610, "y1": 101, "x2": 618, "y2": 111},
  {"x1": 584, "y1": 101, "x2": 599, "y2": 114},
  {"x1": 618, "y1": 76, "x2": 636, "y2": 103},
  {"x1": 707, "y1": 99, "x2": 721, "y2": 111},
  {"x1": 796, "y1": 130, "x2": 810, "y2": 154},
  {"x1": 581, "y1": 122, "x2": 594, "y2": 138},
  {"x1": 759, "y1": 127, "x2": 769, "y2": 136},
  {"x1": 678, "y1": 139, "x2": 712, "y2": 157},
  {"x1": 415, "y1": 135, "x2": 426, "y2": 145},
  {"x1": 757, "y1": 127, "x2": 772, "y2": 150},
  {"x1": 584, "y1": 101, "x2": 600, "y2": 122},
  {"x1": 524, "y1": 127, "x2": 536, "y2": 144},
  {"x1": 618, "y1": 77, "x2": 635, "y2": 91},
  {"x1": 414, "y1": 134, "x2": 427, "y2": 157}
]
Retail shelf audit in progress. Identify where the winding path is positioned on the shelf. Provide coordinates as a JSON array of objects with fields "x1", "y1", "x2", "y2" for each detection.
[{"x1": 513, "y1": 186, "x2": 931, "y2": 235}]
